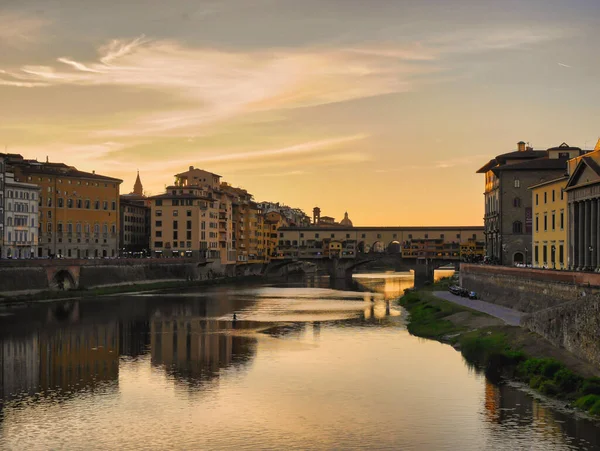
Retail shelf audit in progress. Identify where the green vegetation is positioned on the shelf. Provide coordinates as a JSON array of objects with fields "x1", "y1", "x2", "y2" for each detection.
[
  {"x1": 399, "y1": 287, "x2": 600, "y2": 417},
  {"x1": 0, "y1": 276, "x2": 263, "y2": 305}
]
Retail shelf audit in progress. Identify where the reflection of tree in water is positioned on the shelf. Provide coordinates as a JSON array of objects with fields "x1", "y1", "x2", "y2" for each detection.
[
  {"x1": 150, "y1": 319, "x2": 257, "y2": 388},
  {"x1": 483, "y1": 379, "x2": 600, "y2": 449}
]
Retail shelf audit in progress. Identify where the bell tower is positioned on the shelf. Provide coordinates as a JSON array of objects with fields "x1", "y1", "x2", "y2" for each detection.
[{"x1": 133, "y1": 171, "x2": 143, "y2": 196}]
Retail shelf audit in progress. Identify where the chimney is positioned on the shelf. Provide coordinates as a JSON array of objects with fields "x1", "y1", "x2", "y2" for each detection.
[
  {"x1": 189, "y1": 166, "x2": 194, "y2": 171},
  {"x1": 92, "y1": 170, "x2": 95, "y2": 174},
  {"x1": 517, "y1": 141, "x2": 526, "y2": 152}
]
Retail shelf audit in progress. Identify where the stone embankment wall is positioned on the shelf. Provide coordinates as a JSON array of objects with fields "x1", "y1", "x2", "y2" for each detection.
[
  {"x1": 522, "y1": 297, "x2": 600, "y2": 368},
  {"x1": 0, "y1": 259, "x2": 267, "y2": 294},
  {"x1": 460, "y1": 264, "x2": 600, "y2": 368},
  {"x1": 460, "y1": 264, "x2": 600, "y2": 313}
]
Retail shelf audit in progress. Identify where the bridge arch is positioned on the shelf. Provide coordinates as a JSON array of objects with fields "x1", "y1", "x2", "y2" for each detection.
[
  {"x1": 387, "y1": 241, "x2": 401, "y2": 254},
  {"x1": 52, "y1": 269, "x2": 77, "y2": 291},
  {"x1": 357, "y1": 241, "x2": 366, "y2": 254},
  {"x1": 371, "y1": 241, "x2": 385, "y2": 253},
  {"x1": 513, "y1": 252, "x2": 524, "y2": 264}
]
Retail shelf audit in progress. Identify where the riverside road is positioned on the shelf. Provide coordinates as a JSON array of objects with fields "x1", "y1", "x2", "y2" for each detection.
[{"x1": 434, "y1": 291, "x2": 523, "y2": 326}]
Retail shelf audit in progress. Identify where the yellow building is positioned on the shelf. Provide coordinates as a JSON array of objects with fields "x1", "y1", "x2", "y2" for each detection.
[
  {"x1": 4, "y1": 154, "x2": 122, "y2": 258},
  {"x1": 529, "y1": 176, "x2": 568, "y2": 269}
]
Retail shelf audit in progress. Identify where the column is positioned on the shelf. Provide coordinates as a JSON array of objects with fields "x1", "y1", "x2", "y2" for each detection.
[
  {"x1": 592, "y1": 199, "x2": 598, "y2": 271},
  {"x1": 578, "y1": 201, "x2": 584, "y2": 269},
  {"x1": 584, "y1": 200, "x2": 591, "y2": 270},
  {"x1": 568, "y1": 202, "x2": 575, "y2": 269},
  {"x1": 597, "y1": 198, "x2": 600, "y2": 270}
]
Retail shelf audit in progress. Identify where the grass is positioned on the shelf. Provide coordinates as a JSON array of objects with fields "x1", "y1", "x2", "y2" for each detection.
[{"x1": 399, "y1": 286, "x2": 600, "y2": 417}]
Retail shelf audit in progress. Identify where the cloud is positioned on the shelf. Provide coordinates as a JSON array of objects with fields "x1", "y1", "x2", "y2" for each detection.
[
  {"x1": 557, "y1": 62, "x2": 571, "y2": 68},
  {"x1": 0, "y1": 12, "x2": 48, "y2": 48},
  {"x1": 434, "y1": 154, "x2": 490, "y2": 169}
]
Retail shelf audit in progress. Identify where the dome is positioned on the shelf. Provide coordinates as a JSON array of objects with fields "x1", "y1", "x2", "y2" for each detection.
[{"x1": 340, "y1": 212, "x2": 353, "y2": 227}]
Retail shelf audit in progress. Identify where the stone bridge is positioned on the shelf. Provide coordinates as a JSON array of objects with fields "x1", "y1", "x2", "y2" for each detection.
[{"x1": 265, "y1": 254, "x2": 458, "y2": 286}]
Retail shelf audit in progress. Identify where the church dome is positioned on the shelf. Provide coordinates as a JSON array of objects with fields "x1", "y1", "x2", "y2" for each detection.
[{"x1": 340, "y1": 212, "x2": 353, "y2": 227}]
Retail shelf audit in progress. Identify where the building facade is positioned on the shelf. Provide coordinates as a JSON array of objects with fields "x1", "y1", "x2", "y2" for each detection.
[
  {"x1": 477, "y1": 142, "x2": 581, "y2": 265},
  {"x1": 2, "y1": 172, "x2": 40, "y2": 259},
  {"x1": 276, "y1": 226, "x2": 484, "y2": 260},
  {"x1": 0, "y1": 156, "x2": 5, "y2": 256},
  {"x1": 119, "y1": 172, "x2": 150, "y2": 255},
  {"x1": 3, "y1": 154, "x2": 122, "y2": 258},
  {"x1": 565, "y1": 147, "x2": 600, "y2": 271},
  {"x1": 530, "y1": 177, "x2": 568, "y2": 269}
]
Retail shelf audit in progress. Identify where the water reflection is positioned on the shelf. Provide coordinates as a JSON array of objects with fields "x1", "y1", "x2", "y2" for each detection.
[{"x1": 0, "y1": 275, "x2": 599, "y2": 450}]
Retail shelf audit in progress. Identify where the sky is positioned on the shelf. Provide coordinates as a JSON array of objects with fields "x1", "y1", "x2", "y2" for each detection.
[{"x1": 1, "y1": 0, "x2": 600, "y2": 226}]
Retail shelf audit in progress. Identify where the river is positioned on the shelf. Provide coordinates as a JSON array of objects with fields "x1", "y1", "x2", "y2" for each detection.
[{"x1": 0, "y1": 273, "x2": 599, "y2": 450}]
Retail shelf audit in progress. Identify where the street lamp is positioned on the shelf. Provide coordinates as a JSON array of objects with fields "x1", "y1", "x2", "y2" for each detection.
[{"x1": 551, "y1": 245, "x2": 556, "y2": 270}]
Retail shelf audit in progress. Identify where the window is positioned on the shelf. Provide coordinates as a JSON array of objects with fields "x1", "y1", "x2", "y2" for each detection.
[
  {"x1": 173, "y1": 231, "x2": 178, "y2": 240},
  {"x1": 315, "y1": 233, "x2": 320, "y2": 238},
  {"x1": 535, "y1": 215, "x2": 539, "y2": 232},
  {"x1": 514, "y1": 178, "x2": 520, "y2": 188},
  {"x1": 544, "y1": 214, "x2": 547, "y2": 231},
  {"x1": 58, "y1": 198, "x2": 64, "y2": 208},
  {"x1": 300, "y1": 233, "x2": 304, "y2": 238},
  {"x1": 94, "y1": 200, "x2": 100, "y2": 210},
  {"x1": 331, "y1": 234, "x2": 335, "y2": 238},
  {"x1": 156, "y1": 231, "x2": 162, "y2": 237},
  {"x1": 346, "y1": 234, "x2": 350, "y2": 239},
  {"x1": 544, "y1": 192, "x2": 547, "y2": 204},
  {"x1": 67, "y1": 199, "x2": 73, "y2": 208},
  {"x1": 425, "y1": 234, "x2": 428, "y2": 239},
  {"x1": 513, "y1": 197, "x2": 521, "y2": 207},
  {"x1": 173, "y1": 220, "x2": 178, "y2": 230},
  {"x1": 560, "y1": 190, "x2": 564, "y2": 201},
  {"x1": 76, "y1": 199, "x2": 82, "y2": 208},
  {"x1": 155, "y1": 199, "x2": 163, "y2": 206},
  {"x1": 534, "y1": 245, "x2": 539, "y2": 263},
  {"x1": 103, "y1": 201, "x2": 108, "y2": 210},
  {"x1": 361, "y1": 234, "x2": 366, "y2": 239},
  {"x1": 552, "y1": 190, "x2": 555, "y2": 202},
  {"x1": 408, "y1": 234, "x2": 412, "y2": 239},
  {"x1": 512, "y1": 221, "x2": 523, "y2": 234},
  {"x1": 173, "y1": 210, "x2": 178, "y2": 216},
  {"x1": 551, "y1": 213, "x2": 555, "y2": 231},
  {"x1": 156, "y1": 210, "x2": 162, "y2": 217},
  {"x1": 111, "y1": 201, "x2": 116, "y2": 210},
  {"x1": 542, "y1": 245, "x2": 547, "y2": 263},
  {"x1": 85, "y1": 199, "x2": 90, "y2": 209},
  {"x1": 560, "y1": 211, "x2": 564, "y2": 230},
  {"x1": 535, "y1": 194, "x2": 538, "y2": 205},
  {"x1": 559, "y1": 244, "x2": 564, "y2": 265},
  {"x1": 154, "y1": 241, "x2": 163, "y2": 248},
  {"x1": 187, "y1": 220, "x2": 192, "y2": 229},
  {"x1": 156, "y1": 220, "x2": 162, "y2": 227},
  {"x1": 186, "y1": 231, "x2": 192, "y2": 240}
]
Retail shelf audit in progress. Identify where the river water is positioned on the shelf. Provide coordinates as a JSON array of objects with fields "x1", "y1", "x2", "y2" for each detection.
[{"x1": 0, "y1": 273, "x2": 599, "y2": 450}]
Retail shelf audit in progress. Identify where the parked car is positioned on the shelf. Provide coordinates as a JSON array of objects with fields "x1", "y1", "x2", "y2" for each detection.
[
  {"x1": 449, "y1": 285, "x2": 461, "y2": 295},
  {"x1": 468, "y1": 291, "x2": 477, "y2": 300},
  {"x1": 459, "y1": 288, "x2": 469, "y2": 297}
]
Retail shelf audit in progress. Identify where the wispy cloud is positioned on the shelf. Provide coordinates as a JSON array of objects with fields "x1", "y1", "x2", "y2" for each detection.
[
  {"x1": 434, "y1": 154, "x2": 490, "y2": 169},
  {"x1": 0, "y1": 12, "x2": 48, "y2": 48},
  {"x1": 557, "y1": 62, "x2": 571, "y2": 68}
]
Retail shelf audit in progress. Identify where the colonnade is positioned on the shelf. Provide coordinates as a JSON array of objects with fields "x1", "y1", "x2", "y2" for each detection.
[{"x1": 569, "y1": 199, "x2": 600, "y2": 270}]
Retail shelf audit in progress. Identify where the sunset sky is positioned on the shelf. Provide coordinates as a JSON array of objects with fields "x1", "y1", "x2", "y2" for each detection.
[{"x1": 2, "y1": 0, "x2": 600, "y2": 226}]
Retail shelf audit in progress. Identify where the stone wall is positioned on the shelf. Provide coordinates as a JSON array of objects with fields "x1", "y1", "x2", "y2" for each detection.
[
  {"x1": 461, "y1": 264, "x2": 600, "y2": 368},
  {"x1": 0, "y1": 267, "x2": 48, "y2": 292},
  {"x1": 460, "y1": 264, "x2": 600, "y2": 313},
  {"x1": 523, "y1": 296, "x2": 600, "y2": 367}
]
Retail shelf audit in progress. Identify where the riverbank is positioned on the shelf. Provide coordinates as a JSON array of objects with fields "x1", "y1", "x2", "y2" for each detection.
[
  {"x1": 399, "y1": 286, "x2": 600, "y2": 418},
  {"x1": 0, "y1": 275, "x2": 265, "y2": 306}
]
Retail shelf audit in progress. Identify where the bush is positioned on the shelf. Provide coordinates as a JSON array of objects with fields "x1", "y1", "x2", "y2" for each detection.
[
  {"x1": 529, "y1": 375, "x2": 546, "y2": 390},
  {"x1": 574, "y1": 394, "x2": 600, "y2": 411},
  {"x1": 517, "y1": 358, "x2": 564, "y2": 381},
  {"x1": 540, "y1": 360, "x2": 564, "y2": 379},
  {"x1": 581, "y1": 377, "x2": 600, "y2": 396},
  {"x1": 589, "y1": 400, "x2": 600, "y2": 416},
  {"x1": 539, "y1": 381, "x2": 559, "y2": 396},
  {"x1": 553, "y1": 368, "x2": 583, "y2": 394}
]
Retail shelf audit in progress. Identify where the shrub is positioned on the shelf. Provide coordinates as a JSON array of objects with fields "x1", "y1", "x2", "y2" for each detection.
[
  {"x1": 540, "y1": 360, "x2": 564, "y2": 379},
  {"x1": 581, "y1": 377, "x2": 600, "y2": 396},
  {"x1": 517, "y1": 358, "x2": 564, "y2": 381},
  {"x1": 553, "y1": 368, "x2": 583, "y2": 394},
  {"x1": 529, "y1": 375, "x2": 546, "y2": 390},
  {"x1": 589, "y1": 399, "x2": 600, "y2": 416},
  {"x1": 574, "y1": 394, "x2": 600, "y2": 411},
  {"x1": 539, "y1": 381, "x2": 559, "y2": 396}
]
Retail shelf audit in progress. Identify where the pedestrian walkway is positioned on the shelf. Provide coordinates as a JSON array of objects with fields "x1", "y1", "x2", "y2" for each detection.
[{"x1": 433, "y1": 291, "x2": 523, "y2": 326}]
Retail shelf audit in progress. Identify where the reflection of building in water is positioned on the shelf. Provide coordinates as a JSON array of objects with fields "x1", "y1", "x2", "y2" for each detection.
[
  {"x1": 39, "y1": 322, "x2": 120, "y2": 392},
  {"x1": 0, "y1": 333, "x2": 40, "y2": 400},
  {"x1": 150, "y1": 319, "x2": 256, "y2": 385},
  {"x1": 119, "y1": 321, "x2": 150, "y2": 358},
  {"x1": 353, "y1": 274, "x2": 414, "y2": 300}
]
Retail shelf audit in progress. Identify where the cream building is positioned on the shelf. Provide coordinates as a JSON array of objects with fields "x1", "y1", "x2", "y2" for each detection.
[
  {"x1": 3, "y1": 171, "x2": 40, "y2": 259},
  {"x1": 530, "y1": 176, "x2": 568, "y2": 269}
]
